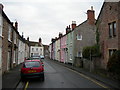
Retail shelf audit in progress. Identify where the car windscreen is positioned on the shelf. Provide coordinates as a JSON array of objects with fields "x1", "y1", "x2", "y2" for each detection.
[{"x1": 24, "y1": 61, "x2": 40, "y2": 68}]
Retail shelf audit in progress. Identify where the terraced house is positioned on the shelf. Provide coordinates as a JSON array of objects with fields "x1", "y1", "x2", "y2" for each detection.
[
  {"x1": 0, "y1": 4, "x2": 3, "y2": 74},
  {"x1": 73, "y1": 7, "x2": 96, "y2": 67},
  {"x1": 1, "y1": 4, "x2": 30, "y2": 73},
  {"x1": 49, "y1": 7, "x2": 96, "y2": 67},
  {"x1": 29, "y1": 38, "x2": 44, "y2": 57}
]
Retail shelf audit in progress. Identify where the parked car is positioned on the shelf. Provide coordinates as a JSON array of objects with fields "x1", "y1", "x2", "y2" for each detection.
[
  {"x1": 40, "y1": 55, "x2": 44, "y2": 59},
  {"x1": 21, "y1": 60, "x2": 44, "y2": 81}
]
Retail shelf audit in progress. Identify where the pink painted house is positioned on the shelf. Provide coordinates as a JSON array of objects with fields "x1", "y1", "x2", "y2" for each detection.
[{"x1": 60, "y1": 35, "x2": 67, "y2": 63}]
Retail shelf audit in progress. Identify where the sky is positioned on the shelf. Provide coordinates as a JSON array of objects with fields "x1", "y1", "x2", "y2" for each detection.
[{"x1": 1, "y1": 0, "x2": 104, "y2": 45}]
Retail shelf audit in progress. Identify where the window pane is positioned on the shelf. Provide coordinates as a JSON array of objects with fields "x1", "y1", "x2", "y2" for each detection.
[
  {"x1": 109, "y1": 23, "x2": 113, "y2": 37},
  {"x1": 113, "y1": 22, "x2": 116, "y2": 36},
  {"x1": 77, "y1": 34, "x2": 82, "y2": 40},
  {"x1": 109, "y1": 50, "x2": 112, "y2": 57},
  {"x1": 24, "y1": 61, "x2": 40, "y2": 68}
]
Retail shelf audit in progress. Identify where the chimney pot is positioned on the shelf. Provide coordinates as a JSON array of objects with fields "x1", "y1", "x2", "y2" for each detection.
[
  {"x1": 15, "y1": 21, "x2": 18, "y2": 30},
  {"x1": 91, "y1": 6, "x2": 93, "y2": 10},
  {"x1": 72, "y1": 21, "x2": 76, "y2": 30}
]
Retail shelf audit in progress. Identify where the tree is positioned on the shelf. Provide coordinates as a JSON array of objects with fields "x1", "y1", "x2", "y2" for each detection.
[{"x1": 82, "y1": 44, "x2": 101, "y2": 60}]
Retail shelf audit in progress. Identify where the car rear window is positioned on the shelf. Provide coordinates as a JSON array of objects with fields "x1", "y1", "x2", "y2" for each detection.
[
  {"x1": 30, "y1": 57, "x2": 40, "y2": 60},
  {"x1": 24, "y1": 61, "x2": 40, "y2": 68}
]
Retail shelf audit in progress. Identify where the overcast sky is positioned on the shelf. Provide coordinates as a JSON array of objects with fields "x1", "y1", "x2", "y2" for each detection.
[{"x1": 1, "y1": 0, "x2": 104, "y2": 45}]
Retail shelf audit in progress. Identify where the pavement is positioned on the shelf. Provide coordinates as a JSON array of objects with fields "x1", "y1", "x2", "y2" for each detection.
[
  {"x1": 2, "y1": 59, "x2": 120, "y2": 89},
  {"x1": 2, "y1": 64, "x2": 22, "y2": 89}
]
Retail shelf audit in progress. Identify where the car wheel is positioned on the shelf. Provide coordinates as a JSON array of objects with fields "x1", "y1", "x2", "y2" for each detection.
[
  {"x1": 21, "y1": 76, "x2": 25, "y2": 82},
  {"x1": 41, "y1": 74, "x2": 44, "y2": 81}
]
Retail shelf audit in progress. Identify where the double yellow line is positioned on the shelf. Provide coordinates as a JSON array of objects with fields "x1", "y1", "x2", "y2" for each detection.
[
  {"x1": 24, "y1": 81, "x2": 29, "y2": 90},
  {"x1": 66, "y1": 67, "x2": 110, "y2": 89},
  {"x1": 24, "y1": 67, "x2": 110, "y2": 89}
]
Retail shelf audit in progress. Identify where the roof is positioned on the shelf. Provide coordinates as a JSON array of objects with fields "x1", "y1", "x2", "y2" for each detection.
[
  {"x1": 95, "y1": 2, "x2": 105, "y2": 24},
  {"x1": 29, "y1": 41, "x2": 43, "y2": 47}
]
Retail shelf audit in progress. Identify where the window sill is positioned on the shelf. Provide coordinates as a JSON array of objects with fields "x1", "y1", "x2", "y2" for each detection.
[{"x1": 77, "y1": 39, "x2": 82, "y2": 40}]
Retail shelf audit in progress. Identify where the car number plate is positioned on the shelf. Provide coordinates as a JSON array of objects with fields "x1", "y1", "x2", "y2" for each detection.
[{"x1": 28, "y1": 70, "x2": 36, "y2": 72}]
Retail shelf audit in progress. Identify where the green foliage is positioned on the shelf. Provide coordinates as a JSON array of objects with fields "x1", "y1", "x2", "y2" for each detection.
[
  {"x1": 107, "y1": 50, "x2": 120, "y2": 75},
  {"x1": 82, "y1": 44, "x2": 101, "y2": 60}
]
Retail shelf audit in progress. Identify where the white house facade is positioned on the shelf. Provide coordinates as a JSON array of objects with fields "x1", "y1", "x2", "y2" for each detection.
[
  {"x1": 30, "y1": 46, "x2": 44, "y2": 57},
  {"x1": 18, "y1": 39, "x2": 25, "y2": 64}
]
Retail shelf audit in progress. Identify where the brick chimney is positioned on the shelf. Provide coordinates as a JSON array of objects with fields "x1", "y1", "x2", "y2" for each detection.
[
  {"x1": 87, "y1": 6, "x2": 95, "y2": 25},
  {"x1": 0, "y1": 4, "x2": 4, "y2": 10},
  {"x1": 71, "y1": 21, "x2": 76, "y2": 30},
  {"x1": 15, "y1": 21, "x2": 18, "y2": 30}
]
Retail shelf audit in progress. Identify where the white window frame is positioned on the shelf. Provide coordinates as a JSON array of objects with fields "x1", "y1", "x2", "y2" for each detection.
[
  {"x1": 77, "y1": 34, "x2": 82, "y2": 40},
  {"x1": 8, "y1": 25, "x2": 12, "y2": 41},
  {"x1": 77, "y1": 51, "x2": 82, "y2": 57}
]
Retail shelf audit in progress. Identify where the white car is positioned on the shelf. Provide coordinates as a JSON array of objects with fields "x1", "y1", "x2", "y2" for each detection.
[{"x1": 40, "y1": 55, "x2": 44, "y2": 59}]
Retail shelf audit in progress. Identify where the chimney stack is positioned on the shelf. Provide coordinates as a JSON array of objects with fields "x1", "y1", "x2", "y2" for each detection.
[
  {"x1": 39, "y1": 38, "x2": 42, "y2": 43},
  {"x1": 66, "y1": 26, "x2": 69, "y2": 34},
  {"x1": 59, "y1": 32, "x2": 63, "y2": 38},
  {"x1": 87, "y1": 6, "x2": 95, "y2": 25},
  {"x1": 27, "y1": 37, "x2": 29, "y2": 41},
  {"x1": 0, "y1": 4, "x2": 4, "y2": 10},
  {"x1": 15, "y1": 21, "x2": 18, "y2": 30},
  {"x1": 71, "y1": 21, "x2": 76, "y2": 30},
  {"x1": 51, "y1": 38, "x2": 55, "y2": 42}
]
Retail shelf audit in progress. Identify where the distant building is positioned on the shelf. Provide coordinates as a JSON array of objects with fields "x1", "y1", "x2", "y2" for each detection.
[
  {"x1": 43, "y1": 45, "x2": 49, "y2": 58},
  {"x1": 29, "y1": 38, "x2": 44, "y2": 57}
]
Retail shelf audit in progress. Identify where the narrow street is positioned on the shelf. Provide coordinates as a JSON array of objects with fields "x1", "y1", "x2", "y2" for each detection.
[{"x1": 17, "y1": 59, "x2": 109, "y2": 89}]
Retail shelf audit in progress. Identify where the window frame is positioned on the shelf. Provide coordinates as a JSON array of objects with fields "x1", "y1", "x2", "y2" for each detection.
[
  {"x1": 108, "y1": 21, "x2": 117, "y2": 38},
  {"x1": 8, "y1": 25, "x2": 12, "y2": 41},
  {"x1": 77, "y1": 34, "x2": 82, "y2": 40},
  {"x1": 113, "y1": 22, "x2": 116, "y2": 36}
]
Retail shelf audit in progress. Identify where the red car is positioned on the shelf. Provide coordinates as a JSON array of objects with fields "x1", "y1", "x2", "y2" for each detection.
[{"x1": 21, "y1": 60, "x2": 44, "y2": 81}]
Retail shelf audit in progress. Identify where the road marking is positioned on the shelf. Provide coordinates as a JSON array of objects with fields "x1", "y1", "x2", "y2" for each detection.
[
  {"x1": 24, "y1": 81, "x2": 29, "y2": 90},
  {"x1": 66, "y1": 67, "x2": 110, "y2": 89}
]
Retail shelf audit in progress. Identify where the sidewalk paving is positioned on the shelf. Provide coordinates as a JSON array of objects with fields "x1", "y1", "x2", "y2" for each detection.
[
  {"x1": 2, "y1": 64, "x2": 22, "y2": 89},
  {"x1": 50, "y1": 59, "x2": 120, "y2": 89}
]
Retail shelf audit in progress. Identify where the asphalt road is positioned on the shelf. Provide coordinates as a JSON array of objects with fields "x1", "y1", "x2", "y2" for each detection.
[{"x1": 19, "y1": 59, "x2": 109, "y2": 89}]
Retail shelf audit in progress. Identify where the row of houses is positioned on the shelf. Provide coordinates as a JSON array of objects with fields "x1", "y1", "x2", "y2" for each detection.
[
  {"x1": 49, "y1": 1, "x2": 120, "y2": 70},
  {"x1": 0, "y1": 4, "x2": 49, "y2": 74}
]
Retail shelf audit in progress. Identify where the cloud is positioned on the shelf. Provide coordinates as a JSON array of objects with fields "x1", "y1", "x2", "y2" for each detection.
[{"x1": 1, "y1": 0, "x2": 104, "y2": 45}]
